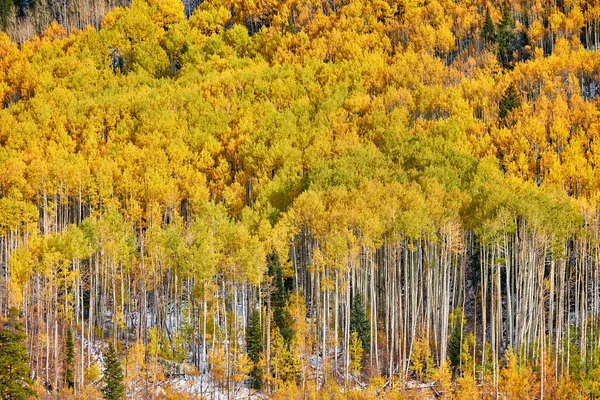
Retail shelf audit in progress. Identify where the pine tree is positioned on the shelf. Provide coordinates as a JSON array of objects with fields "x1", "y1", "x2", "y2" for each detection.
[
  {"x1": 0, "y1": 308, "x2": 36, "y2": 400},
  {"x1": 268, "y1": 252, "x2": 294, "y2": 345},
  {"x1": 350, "y1": 293, "x2": 370, "y2": 354},
  {"x1": 65, "y1": 328, "x2": 75, "y2": 390},
  {"x1": 0, "y1": 0, "x2": 13, "y2": 29},
  {"x1": 499, "y1": 83, "x2": 521, "y2": 122},
  {"x1": 448, "y1": 308, "x2": 464, "y2": 369},
  {"x1": 102, "y1": 343, "x2": 125, "y2": 400},
  {"x1": 246, "y1": 309, "x2": 263, "y2": 389},
  {"x1": 482, "y1": 8, "x2": 496, "y2": 44},
  {"x1": 497, "y1": 3, "x2": 516, "y2": 68}
]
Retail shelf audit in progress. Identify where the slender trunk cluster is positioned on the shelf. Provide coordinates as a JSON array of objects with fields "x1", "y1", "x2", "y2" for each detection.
[{"x1": 0, "y1": 196, "x2": 597, "y2": 396}]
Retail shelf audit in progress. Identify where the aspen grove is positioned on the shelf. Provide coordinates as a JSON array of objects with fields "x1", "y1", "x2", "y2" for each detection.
[{"x1": 2, "y1": 0, "x2": 600, "y2": 398}]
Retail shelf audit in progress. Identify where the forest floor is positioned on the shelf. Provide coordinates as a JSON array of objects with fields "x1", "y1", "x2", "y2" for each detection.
[{"x1": 164, "y1": 375, "x2": 260, "y2": 399}]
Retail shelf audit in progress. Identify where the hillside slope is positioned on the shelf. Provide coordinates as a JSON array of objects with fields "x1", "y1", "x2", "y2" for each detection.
[{"x1": 1, "y1": 0, "x2": 600, "y2": 398}]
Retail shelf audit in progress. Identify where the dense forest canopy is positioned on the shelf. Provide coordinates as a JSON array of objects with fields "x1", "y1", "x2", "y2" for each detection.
[{"x1": 2, "y1": 0, "x2": 600, "y2": 398}]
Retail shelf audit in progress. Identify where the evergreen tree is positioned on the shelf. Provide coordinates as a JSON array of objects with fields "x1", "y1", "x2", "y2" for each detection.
[
  {"x1": 447, "y1": 308, "x2": 464, "y2": 369},
  {"x1": 102, "y1": 343, "x2": 125, "y2": 400},
  {"x1": 497, "y1": 3, "x2": 516, "y2": 68},
  {"x1": 350, "y1": 293, "x2": 370, "y2": 353},
  {"x1": 499, "y1": 82, "x2": 522, "y2": 121},
  {"x1": 482, "y1": 8, "x2": 496, "y2": 44},
  {"x1": 246, "y1": 309, "x2": 263, "y2": 389},
  {"x1": 267, "y1": 252, "x2": 294, "y2": 345},
  {"x1": 65, "y1": 328, "x2": 75, "y2": 390},
  {"x1": 0, "y1": 0, "x2": 12, "y2": 29},
  {"x1": 0, "y1": 308, "x2": 36, "y2": 400}
]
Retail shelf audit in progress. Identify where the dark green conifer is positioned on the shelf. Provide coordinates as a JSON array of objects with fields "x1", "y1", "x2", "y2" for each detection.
[
  {"x1": 102, "y1": 342, "x2": 125, "y2": 400},
  {"x1": 350, "y1": 293, "x2": 370, "y2": 354},
  {"x1": 267, "y1": 252, "x2": 294, "y2": 345},
  {"x1": 497, "y1": 3, "x2": 516, "y2": 67},
  {"x1": 0, "y1": 308, "x2": 36, "y2": 400},
  {"x1": 499, "y1": 82, "x2": 521, "y2": 121},
  {"x1": 482, "y1": 8, "x2": 496, "y2": 44},
  {"x1": 65, "y1": 328, "x2": 75, "y2": 390},
  {"x1": 0, "y1": 0, "x2": 12, "y2": 29},
  {"x1": 447, "y1": 308, "x2": 464, "y2": 369},
  {"x1": 246, "y1": 309, "x2": 263, "y2": 389}
]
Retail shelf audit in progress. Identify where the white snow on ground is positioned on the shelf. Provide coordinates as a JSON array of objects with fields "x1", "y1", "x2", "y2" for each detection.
[
  {"x1": 75, "y1": 335, "x2": 437, "y2": 399},
  {"x1": 81, "y1": 337, "x2": 104, "y2": 365},
  {"x1": 78, "y1": 336, "x2": 262, "y2": 398},
  {"x1": 165, "y1": 374, "x2": 263, "y2": 399}
]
